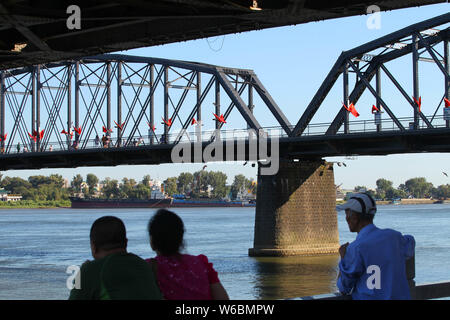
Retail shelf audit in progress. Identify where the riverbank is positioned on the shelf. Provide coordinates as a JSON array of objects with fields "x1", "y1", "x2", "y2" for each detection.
[
  {"x1": 337, "y1": 199, "x2": 444, "y2": 206},
  {"x1": 377, "y1": 199, "x2": 442, "y2": 205},
  {"x1": 0, "y1": 200, "x2": 70, "y2": 209}
]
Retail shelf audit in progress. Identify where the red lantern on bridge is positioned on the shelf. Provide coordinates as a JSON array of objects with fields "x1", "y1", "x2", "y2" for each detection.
[
  {"x1": 443, "y1": 98, "x2": 450, "y2": 121},
  {"x1": 342, "y1": 102, "x2": 359, "y2": 118}
]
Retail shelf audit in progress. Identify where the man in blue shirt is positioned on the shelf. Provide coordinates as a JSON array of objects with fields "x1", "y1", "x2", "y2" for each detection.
[{"x1": 336, "y1": 193, "x2": 415, "y2": 300}]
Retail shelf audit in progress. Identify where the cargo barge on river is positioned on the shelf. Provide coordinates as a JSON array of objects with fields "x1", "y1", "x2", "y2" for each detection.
[{"x1": 70, "y1": 197, "x2": 255, "y2": 208}]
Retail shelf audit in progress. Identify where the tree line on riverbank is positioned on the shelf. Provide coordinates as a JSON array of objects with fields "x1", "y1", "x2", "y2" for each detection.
[
  {"x1": 353, "y1": 177, "x2": 450, "y2": 200},
  {"x1": 1, "y1": 172, "x2": 448, "y2": 206},
  {"x1": 162, "y1": 171, "x2": 256, "y2": 199},
  {"x1": 1, "y1": 171, "x2": 449, "y2": 207},
  {"x1": 0, "y1": 171, "x2": 256, "y2": 207},
  {"x1": 70, "y1": 171, "x2": 256, "y2": 200},
  {"x1": 0, "y1": 174, "x2": 70, "y2": 207}
]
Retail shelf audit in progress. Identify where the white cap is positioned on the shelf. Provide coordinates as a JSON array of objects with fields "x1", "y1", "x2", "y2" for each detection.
[{"x1": 336, "y1": 193, "x2": 377, "y2": 215}]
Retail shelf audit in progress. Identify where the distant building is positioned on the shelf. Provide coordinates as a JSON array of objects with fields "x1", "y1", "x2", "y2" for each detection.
[
  {"x1": 336, "y1": 188, "x2": 345, "y2": 201},
  {"x1": 149, "y1": 180, "x2": 166, "y2": 198},
  {"x1": 340, "y1": 189, "x2": 355, "y2": 201},
  {"x1": 341, "y1": 188, "x2": 376, "y2": 201},
  {"x1": 149, "y1": 180, "x2": 155, "y2": 187},
  {"x1": 150, "y1": 186, "x2": 166, "y2": 199},
  {"x1": 0, "y1": 188, "x2": 22, "y2": 202},
  {"x1": 206, "y1": 185, "x2": 213, "y2": 197},
  {"x1": 62, "y1": 178, "x2": 70, "y2": 189},
  {"x1": 236, "y1": 188, "x2": 256, "y2": 201}
]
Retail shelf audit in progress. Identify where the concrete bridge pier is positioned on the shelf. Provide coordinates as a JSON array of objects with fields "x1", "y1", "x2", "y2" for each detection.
[{"x1": 249, "y1": 159, "x2": 340, "y2": 256}]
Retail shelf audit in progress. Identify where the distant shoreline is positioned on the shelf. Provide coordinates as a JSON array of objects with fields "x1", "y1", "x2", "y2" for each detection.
[
  {"x1": 0, "y1": 206, "x2": 71, "y2": 209},
  {"x1": 0, "y1": 200, "x2": 71, "y2": 209},
  {"x1": 336, "y1": 199, "x2": 448, "y2": 206},
  {"x1": 377, "y1": 199, "x2": 446, "y2": 205}
]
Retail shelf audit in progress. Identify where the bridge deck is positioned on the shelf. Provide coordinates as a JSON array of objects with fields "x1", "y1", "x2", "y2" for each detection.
[{"x1": 1, "y1": 126, "x2": 450, "y2": 170}]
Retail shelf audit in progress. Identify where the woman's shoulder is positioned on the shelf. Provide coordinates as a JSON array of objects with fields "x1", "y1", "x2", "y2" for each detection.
[
  {"x1": 178, "y1": 253, "x2": 210, "y2": 263},
  {"x1": 151, "y1": 253, "x2": 211, "y2": 264},
  {"x1": 195, "y1": 254, "x2": 210, "y2": 263},
  {"x1": 166, "y1": 253, "x2": 208, "y2": 263}
]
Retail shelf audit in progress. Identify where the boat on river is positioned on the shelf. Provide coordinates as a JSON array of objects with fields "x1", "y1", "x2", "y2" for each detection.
[{"x1": 70, "y1": 197, "x2": 255, "y2": 208}]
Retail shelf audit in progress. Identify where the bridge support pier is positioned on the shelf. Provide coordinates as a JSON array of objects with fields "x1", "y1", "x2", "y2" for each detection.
[{"x1": 249, "y1": 159, "x2": 339, "y2": 256}]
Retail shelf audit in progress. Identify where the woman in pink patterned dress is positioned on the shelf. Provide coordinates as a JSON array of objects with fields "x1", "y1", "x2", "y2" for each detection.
[{"x1": 146, "y1": 209, "x2": 229, "y2": 300}]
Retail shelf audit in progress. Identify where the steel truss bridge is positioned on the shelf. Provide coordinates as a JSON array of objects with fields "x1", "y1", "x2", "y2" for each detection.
[
  {"x1": 0, "y1": 0, "x2": 446, "y2": 70},
  {"x1": 0, "y1": 13, "x2": 449, "y2": 170}
]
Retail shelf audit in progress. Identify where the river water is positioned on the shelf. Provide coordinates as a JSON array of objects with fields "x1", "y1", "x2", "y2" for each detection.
[{"x1": 0, "y1": 204, "x2": 449, "y2": 300}]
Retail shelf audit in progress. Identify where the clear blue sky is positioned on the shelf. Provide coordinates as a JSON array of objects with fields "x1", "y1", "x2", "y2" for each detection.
[{"x1": 2, "y1": 3, "x2": 450, "y2": 189}]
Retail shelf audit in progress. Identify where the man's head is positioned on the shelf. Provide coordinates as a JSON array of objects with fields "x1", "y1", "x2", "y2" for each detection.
[
  {"x1": 337, "y1": 193, "x2": 377, "y2": 233},
  {"x1": 89, "y1": 216, "x2": 128, "y2": 259}
]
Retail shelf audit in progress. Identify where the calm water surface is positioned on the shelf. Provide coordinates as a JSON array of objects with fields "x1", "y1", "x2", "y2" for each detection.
[{"x1": 0, "y1": 204, "x2": 450, "y2": 300}]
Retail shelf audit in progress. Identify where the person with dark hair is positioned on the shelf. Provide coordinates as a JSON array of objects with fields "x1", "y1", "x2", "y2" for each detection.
[
  {"x1": 336, "y1": 193, "x2": 415, "y2": 300},
  {"x1": 146, "y1": 209, "x2": 229, "y2": 300},
  {"x1": 69, "y1": 216, "x2": 162, "y2": 300}
]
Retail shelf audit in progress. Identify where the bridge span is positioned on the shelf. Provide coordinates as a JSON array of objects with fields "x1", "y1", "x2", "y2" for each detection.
[
  {"x1": 0, "y1": 13, "x2": 449, "y2": 258},
  {"x1": 0, "y1": 13, "x2": 448, "y2": 168}
]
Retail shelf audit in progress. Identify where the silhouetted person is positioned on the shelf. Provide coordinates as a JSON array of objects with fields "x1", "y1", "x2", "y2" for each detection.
[
  {"x1": 101, "y1": 135, "x2": 107, "y2": 148},
  {"x1": 336, "y1": 193, "x2": 415, "y2": 300},
  {"x1": 146, "y1": 209, "x2": 229, "y2": 300},
  {"x1": 69, "y1": 216, "x2": 162, "y2": 300},
  {"x1": 94, "y1": 134, "x2": 100, "y2": 147}
]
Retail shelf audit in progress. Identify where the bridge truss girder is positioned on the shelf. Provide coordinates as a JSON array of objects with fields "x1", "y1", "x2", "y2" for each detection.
[
  {"x1": 0, "y1": 54, "x2": 292, "y2": 154},
  {"x1": 292, "y1": 12, "x2": 450, "y2": 137}
]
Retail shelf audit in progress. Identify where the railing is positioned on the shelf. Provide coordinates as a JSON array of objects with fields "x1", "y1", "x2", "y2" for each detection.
[
  {"x1": 1, "y1": 114, "x2": 449, "y2": 155},
  {"x1": 289, "y1": 282, "x2": 450, "y2": 300},
  {"x1": 302, "y1": 114, "x2": 450, "y2": 136},
  {"x1": 290, "y1": 254, "x2": 450, "y2": 300}
]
